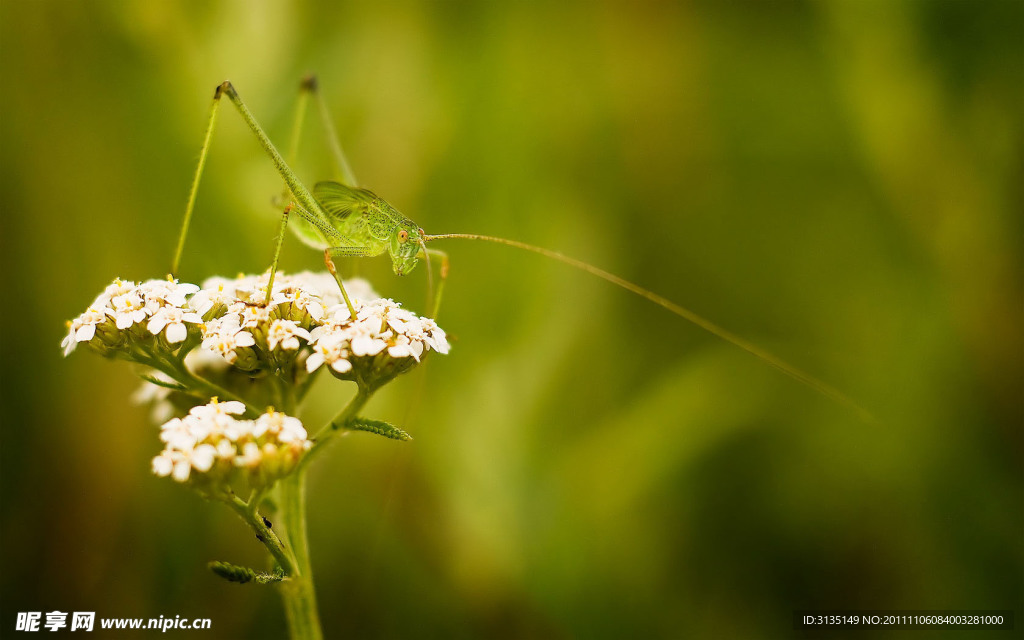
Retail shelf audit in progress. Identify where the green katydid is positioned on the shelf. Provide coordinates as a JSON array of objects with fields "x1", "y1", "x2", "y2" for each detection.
[{"x1": 172, "y1": 77, "x2": 872, "y2": 422}]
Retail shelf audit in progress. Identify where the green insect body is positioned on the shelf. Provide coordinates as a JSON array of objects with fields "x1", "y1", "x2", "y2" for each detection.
[{"x1": 292, "y1": 181, "x2": 424, "y2": 276}]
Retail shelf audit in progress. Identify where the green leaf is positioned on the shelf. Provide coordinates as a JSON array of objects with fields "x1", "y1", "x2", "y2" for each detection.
[
  {"x1": 342, "y1": 417, "x2": 412, "y2": 441},
  {"x1": 208, "y1": 561, "x2": 284, "y2": 585},
  {"x1": 139, "y1": 374, "x2": 188, "y2": 391}
]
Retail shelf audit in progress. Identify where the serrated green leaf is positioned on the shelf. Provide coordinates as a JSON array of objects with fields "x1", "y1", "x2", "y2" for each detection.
[
  {"x1": 343, "y1": 417, "x2": 412, "y2": 441},
  {"x1": 208, "y1": 560, "x2": 284, "y2": 585}
]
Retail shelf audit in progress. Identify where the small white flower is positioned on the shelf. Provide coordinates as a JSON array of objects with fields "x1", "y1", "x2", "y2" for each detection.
[
  {"x1": 235, "y1": 303, "x2": 273, "y2": 329},
  {"x1": 384, "y1": 307, "x2": 419, "y2": 335},
  {"x1": 190, "y1": 282, "x2": 236, "y2": 316},
  {"x1": 147, "y1": 306, "x2": 202, "y2": 343},
  {"x1": 356, "y1": 298, "x2": 390, "y2": 324},
  {"x1": 190, "y1": 444, "x2": 217, "y2": 473},
  {"x1": 306, "y1": 330, "x2": 352, "y2": 374},
  {"x1": 420, "y1": 319, "x2": 450, "y2": 354},
  {"x1": 92, "y1": 278, "x2": 137, "y2": 309},
  {"x1": 139, "y1": 278, "x2": 200, "y2": 313},
  {"x1": 349, "y1": 320, "x2": 388, "y2": 357},
  {"x1": 320, "y1": 301, "x2": 360, "y2": 327},
  {"x1": 200, "y1": 275, "x2": 259, "y2": 302},
  {"x1": 108, "y1": 290, "x2": 148, "y2": 329},
  {"x1": 155, "y1": 444, "x2": 216, "y2": 483},
  {"x1": 159, "y1": 417, "x2": 198, "y2": 451},
  {"x1": 171, "y1": 456, "x2": 192, "y2": 482},
  {"x1": 270, "y1": 288, "x2": 327, "y2": 322},
  {"x1": 215, "y1": 439, "x2": 236, "y2": 461},
  {"x1": 386, "y1": 333, "x2": 424, "y2": 361},
  {"x1": 235, "y1": 442, "x2": 263, "y2": 469},
  {"x1": 267, "y1": 319, "x2": 311, "y2": 351},
  {"x1": 152, "y1": 452, "x2": 175, "y2": 477},
  {"x1": 201, "y1": 315, "x2": 256, "y2": 364},
  {"x1": 189, "y1": 399, "x2": 247, "y2": 419},
  {"x1": 62, "y1": 307, "x2": 109, "y2": 355},
  {"x1": 254, "y1": 411, "x2": 309, "y2": 443}
]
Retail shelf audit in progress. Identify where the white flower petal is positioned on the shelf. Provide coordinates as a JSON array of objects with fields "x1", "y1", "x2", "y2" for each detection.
[
  {"x1": 152, "y1": 455, "x2": 173, "y2": 476},
  {"x1": 172, "y1": 460, "x2": 191, "y2": 482},
  {"x1": 76, "y1": 324, "x2": 96, "y2": 342},
  {"x1": 166, "y1": 322, "x2": 188, "y2": 343},
  {"x1": 330, "y1": 358, "x2": 352, "y2": 373},
  {"x1": 61, "y1": 332, "x2": 76, "y2": 356},
  {"x1": 351, "y1": 335, "x2": 386, "y2": 357},
  {"x1": 306, "y1": 352, "x2": 325, "y2": 372},
  {"x1": 220, "y1": 401, "x2": 246, "y2": 415},
  {"x1": 147, "y1": 316, "x2": 168, "y2": 335},
  {"x1": 191, "y1": 444, "x2": 217, "y2": 472}
]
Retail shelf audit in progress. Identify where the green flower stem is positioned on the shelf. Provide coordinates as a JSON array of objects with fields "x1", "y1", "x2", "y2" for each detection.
[
  {"x1": 271, "y1": 384, "x2": 375, "y2": 639},
  {"x1": 131, "y1": 348, "x2": 262, "y2": 417},
  {"x1": 277, "y1": 473, "x2": 322, "y2": 640},
  {"x1": 268, "y1": 374, "x2": 286, "y2": 413},
  {"x1": 166, "y1": 356, "x2": 263, "y2": 417},
  {"x1": 224, "y1": 494, "x2": 296, "y2": 576},
  {"x1": 299, "y1": 385, "x2": 374, "y2": 472},
  {"x1": 294, "y1": 366, "x2": 321, "y2": 404}
]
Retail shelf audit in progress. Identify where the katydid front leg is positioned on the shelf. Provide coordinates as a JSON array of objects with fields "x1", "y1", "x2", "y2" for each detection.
[
  {"x1": 264, "y1": 203, "x2": 293, "y2": 307},
  {"x1": 323, "y1": 247, "x2": 375, "y2": 319}
]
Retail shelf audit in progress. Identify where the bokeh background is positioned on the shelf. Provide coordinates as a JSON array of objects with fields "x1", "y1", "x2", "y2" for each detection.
[{"x1": 2, "y1": 1, "x2": 1021, "y2": 637}]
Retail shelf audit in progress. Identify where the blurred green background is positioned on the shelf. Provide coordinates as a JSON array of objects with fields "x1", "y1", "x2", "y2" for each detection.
[{"x1": 2, "y1": 1, "x2": 1021, "y2": 637}]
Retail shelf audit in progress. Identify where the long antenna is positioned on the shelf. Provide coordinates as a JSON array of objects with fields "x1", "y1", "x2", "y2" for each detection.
[{"x1": 424, "y1": 232, "x2": 874, "y2": 423}]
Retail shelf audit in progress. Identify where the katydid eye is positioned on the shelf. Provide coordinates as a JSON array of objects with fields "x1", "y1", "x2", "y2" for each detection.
[{"x1": 398, "y1": 229, "x2": 409, "y2": 244}]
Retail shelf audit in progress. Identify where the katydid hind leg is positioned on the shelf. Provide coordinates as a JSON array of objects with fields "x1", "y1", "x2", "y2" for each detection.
[
  {"x1": 274, "y1": 74, "x2": 352, "y2": 205},
  {"x1": 216, "y1": 81, "x2": 331, "y2": 237},
  {"x1": 272, "y1": 77, "x2": 313, "y2": 209},
  {"x1": 303, "y1": 75, "x2": 359, "y2": 188},
  {"x1": 175, "y1": 81, "x2": 339, "y2": 280},
  {"x1": 172, "y1": 89, "x2": 223, "y2": 277}
]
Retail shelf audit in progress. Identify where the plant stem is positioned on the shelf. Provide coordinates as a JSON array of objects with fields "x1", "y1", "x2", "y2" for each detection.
[
  {"x1": 300, "y1": 385, "x2": 374, "y2": 472},
  {"x1": 277, "y1": 473, "x2": 322, "y2": 640},
  {"x1": 224, "y1": 495, "x2": 295, "y2": 576},
  {"x1": 294, "y1": 366, "x2": 321, "y2": 404},
  {"x1": 132, "y1": 348, "x2": 262, "y2": 417},
  {"x1": 273, "y1": 385, "x2": 374, "y2": 639},
  {"x1": 166, "y1": 355, "x2": 262, "y2": 417}
]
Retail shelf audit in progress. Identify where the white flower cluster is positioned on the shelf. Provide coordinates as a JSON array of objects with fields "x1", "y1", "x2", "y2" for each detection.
[
  {"x1": 61, "y1": 278, "x2": 202, "y2": 355},
  {"x1": 306, "y1": 298, "x2": 450, "y2": 376},
  {"x1": 190, "y1": 272, "x2": 449, "y2": 380},
  {"x1": 152, "y1": 400, "x2": 311, "y2": 490},
  {"x1": 64, "y1": 272, "x2": 449, "y2": 384},
  {"x1": 192, "y1": 270, "x2": 375, "y2": 320}
]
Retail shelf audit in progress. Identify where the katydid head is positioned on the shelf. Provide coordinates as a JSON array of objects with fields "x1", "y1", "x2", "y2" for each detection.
[{"x1": 389, "y1": 225, "x2": 425, "y2": 276}]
